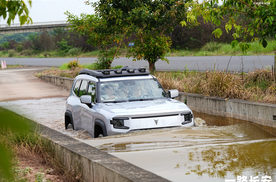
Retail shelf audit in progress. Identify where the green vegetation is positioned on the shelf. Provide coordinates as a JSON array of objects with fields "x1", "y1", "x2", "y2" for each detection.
[
  {"x1": 170, "y1": 40, "x2": 276, "y2": 56},
  {"x1": 67, "y1": 0, "x2": 190, "y2": 72},
  {"x1": 185, "y1": 0, "x2": 275, "y2": 50},
  {"x1": 0, "y1": 106, "x2": 31, "y2": 180},
  {"x1": 0, "y1": 0, "x2": 32, "y2": 25},
  {"x1": 0, "y1": 40, "x2": 274, "y2": 58},
  {"x1": 155, "y1": 69, "x2": 276, "y2": 104},
  {"x1": 0, "y1": 107, "x2": 78, "y2": 182},
  {"x1": 0, "y1": 28, "x2": 96, "y2": 58}
]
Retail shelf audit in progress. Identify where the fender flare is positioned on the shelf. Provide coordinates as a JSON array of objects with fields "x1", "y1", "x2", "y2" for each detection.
[{"x1": 95, "y1": 119, "x2": 107, "y2": 136}]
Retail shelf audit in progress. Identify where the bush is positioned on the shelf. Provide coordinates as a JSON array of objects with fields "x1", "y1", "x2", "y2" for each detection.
[
  {"x1": 68, "y1": 48, "x2": 82, "y2": 56},
  {"x1": 57, "y1": 39, "x2": 72, "y2": 53},
  {"x1": 245, "y1": 69, "x2": 275, "y2": 91},
  {"x1": 96, "y1": 50, "x2": 115, "y2": 69},
  {"x1": 16, "y1": 45, "x2": 23, "y2": 52},
  {"x1": 201, "y1": 42, "x2": 222, "y2": 52},
  {"x1": 67, "y1": 60, "x2": 80, "y2": 70},
  {"x1": 20, "y1": 49, "x2": 34, "y2": 56},
  {"x1": 7, "y1": 50, "x2": 16, "y2": 57}
]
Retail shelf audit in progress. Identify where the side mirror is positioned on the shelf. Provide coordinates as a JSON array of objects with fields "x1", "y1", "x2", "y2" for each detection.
[
  {"x1": 168, "y1": 89, "x2": 179, "y2": 98},
  {"x1": 80, "y1": 95, "x2": 92, "y2": 106}
]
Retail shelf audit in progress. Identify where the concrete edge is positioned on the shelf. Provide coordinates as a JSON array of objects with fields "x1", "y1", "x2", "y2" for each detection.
[{"x1": 35, "y1": 122, "x2": 169, "y2": 182}]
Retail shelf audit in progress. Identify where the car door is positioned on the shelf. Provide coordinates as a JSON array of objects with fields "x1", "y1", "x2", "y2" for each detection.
[
  {"x1": 79, "y1": 81, "x2": 96, "y2": 137},
  {"x1": 71, "y1": 79, "x2": 82, "y2": 130}
]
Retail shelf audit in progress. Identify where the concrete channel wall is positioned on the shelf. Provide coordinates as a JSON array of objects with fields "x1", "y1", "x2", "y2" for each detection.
[
  {"x1": 178, "y1": 93, "x2": 276, "y2": 128},
  {"x1": 37, "y1": 122, "x2": 168, "y2": 182},
  {"x1": 39, "y1": 75, "x2": 276, "y2": 128}
]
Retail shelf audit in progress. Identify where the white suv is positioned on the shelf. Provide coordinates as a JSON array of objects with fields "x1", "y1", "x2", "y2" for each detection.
[{"x1": 65, "y1": 67, "x2": 194, "y2": 138}]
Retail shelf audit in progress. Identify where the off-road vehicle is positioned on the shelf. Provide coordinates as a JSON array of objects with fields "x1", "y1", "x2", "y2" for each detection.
[{"x1": 65, "y1": 67, "x2": 194, "y2": 138}]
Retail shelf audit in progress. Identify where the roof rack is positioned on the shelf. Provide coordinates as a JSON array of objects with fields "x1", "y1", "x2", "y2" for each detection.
[{"x1": 78, "y1": 66, "x2": 150, "y2": 78}]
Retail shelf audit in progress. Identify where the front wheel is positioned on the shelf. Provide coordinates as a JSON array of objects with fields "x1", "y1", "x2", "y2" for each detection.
[{"x1": 65, "y1": 116, "x2": 74, "y2": 130}]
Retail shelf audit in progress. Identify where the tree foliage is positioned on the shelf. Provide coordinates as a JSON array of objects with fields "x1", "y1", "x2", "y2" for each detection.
[
  {"x1": 0, "y1": 0, "x2": 32, "y2": 25},
  {"x1": 96, "y1": 0, "x2": 190, "y2": 72},
  {"x1": 183, "y1": 0, "x2": 276, "y2": 52},
  {"x1": 67, "y1": 0, "x2": 190, "y2": 72}
]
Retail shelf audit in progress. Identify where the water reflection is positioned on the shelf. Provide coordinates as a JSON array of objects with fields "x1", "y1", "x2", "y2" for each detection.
[{"x1": 184, "y1": 141, "x2": 276, "y2": 180}]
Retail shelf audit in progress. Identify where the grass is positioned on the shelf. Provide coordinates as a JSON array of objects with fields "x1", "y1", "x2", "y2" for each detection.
[
  {"x1": 169, "y1": 40, "x2": 276, "y2": 56},
  {"x1": 0, "y1": 40, "x2": 275, "y2": 58},
  {"x1": 155, "y1": 69, "x2": 276, "y2": 104},
  {"x1": 0, "y1": 107, "x2": 80, "y2": 182}
]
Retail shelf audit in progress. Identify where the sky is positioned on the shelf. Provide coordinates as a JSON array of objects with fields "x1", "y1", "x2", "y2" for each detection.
[{"x1": 1, "y1": 0, "x2": 95, "y2": 25}]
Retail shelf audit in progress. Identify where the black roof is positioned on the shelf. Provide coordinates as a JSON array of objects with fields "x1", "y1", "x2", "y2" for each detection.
[{"x1": 78, "y1": 66, "x2": 150, "y2": 78}]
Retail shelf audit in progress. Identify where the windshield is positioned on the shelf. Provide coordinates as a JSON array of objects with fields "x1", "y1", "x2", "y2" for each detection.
[{"x1": 99, "y1": 79, "x2": 167, "y2": 103}]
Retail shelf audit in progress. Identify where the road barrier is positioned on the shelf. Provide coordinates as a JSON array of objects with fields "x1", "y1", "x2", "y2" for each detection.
[
  {"x1": 1, "y1": 60, "x2": 7, "y2": 69},
  {"x1": 39, "y1": 75, "x2": 276, "y2": 129}
]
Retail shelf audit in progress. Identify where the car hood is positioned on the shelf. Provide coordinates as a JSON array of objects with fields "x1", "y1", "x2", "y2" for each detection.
[{"x1": 96, "y1": 98, "x2": 191, "y2": 117}]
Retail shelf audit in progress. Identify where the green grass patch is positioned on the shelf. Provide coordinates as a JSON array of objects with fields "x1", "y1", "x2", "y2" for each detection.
[
  {"x1": 170, "y1": 40, "x2": 276, "y2": 56},
  {"x1": 0, "y1": 107, "x2": 80, "y2": 182},
  {"x1": 0, "y1": 107, "x2": 36, "y2": 181}
]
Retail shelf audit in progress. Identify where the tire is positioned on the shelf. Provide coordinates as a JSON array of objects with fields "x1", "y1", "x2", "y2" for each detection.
[{"x1": 65, "y1": 113, "x2": 74, "y2": 130}]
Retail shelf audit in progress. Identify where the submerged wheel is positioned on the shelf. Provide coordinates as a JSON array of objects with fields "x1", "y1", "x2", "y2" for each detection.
[{"x1": 65, "y1": 115, "x2": 74, "y2": 130}]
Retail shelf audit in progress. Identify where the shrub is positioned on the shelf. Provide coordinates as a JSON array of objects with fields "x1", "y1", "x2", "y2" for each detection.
[
  {"x1": 57, "y1": 39, "x2": 72, "y2": 53},
  {"x1": 67, "y1": 60, "x2": 80, "y2": 70},
  {"x1": 245, "y1": 69, "x2": 275, "y2": 91},
  {"x1": 7, "y1": 50, "x2": 16, "y2": 57},
  {"x1": 201, "y1": 42, "x2": 222, "y2": 52},
  {"x1": 20, "y1": 49, "x2": 34, "y2": 56},
  {"x1": 16, "y1": 45, "x2": 23, "y2": 52},
  {"x1": 68, "y1": 48, "x2": 82, "y2": 56},
  {"x1": 154, "y1": 69, "x2": 275, "y2": 104}
]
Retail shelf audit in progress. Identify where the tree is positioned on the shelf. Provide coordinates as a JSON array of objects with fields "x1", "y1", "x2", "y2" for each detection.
[
  {"x1": 67, "y1": 0, "x2": 189, "y2": 72},
  {"x1": 67, "y1": 13, "x2": 119, "y2": 68},
  {"x1": 96, "y1": 0, "x2": 189, "y2": 72},
  {"x1": 184, "y1": 0, "x2": 276, "y2": 78},
  {"x1": 0, "y1": 0, "x2": 32, "y2": 25}
]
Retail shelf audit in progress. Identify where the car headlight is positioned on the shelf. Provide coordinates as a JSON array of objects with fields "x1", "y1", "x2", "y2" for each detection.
[
  {"x1": 110, "y1": 117, "x2": 130, "y2": 129},
  {"x1": 181, "y1": 112, "x2": 193, "y2": 125}
]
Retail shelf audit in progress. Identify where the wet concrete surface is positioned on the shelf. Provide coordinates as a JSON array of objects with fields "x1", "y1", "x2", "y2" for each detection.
[
  {"x1": 1, "y1": 97, "x2": 276, "y2": 182},
  {"x1": 1, "y1": 68, "x2": 276, "y2": 182},
  {"x1": 0, "y1": 68, "x2": 68, "y2": 101}
]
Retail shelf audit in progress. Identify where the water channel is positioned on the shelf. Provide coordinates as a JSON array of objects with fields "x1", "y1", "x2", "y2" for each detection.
[{"x1": 0, "y1": 98, "x2": 275, "y2": 182}]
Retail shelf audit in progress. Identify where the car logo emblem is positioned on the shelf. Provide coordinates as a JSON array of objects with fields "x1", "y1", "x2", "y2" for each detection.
[{"x1": 154, "y1": 119, "x2": 158, "y2": 125}]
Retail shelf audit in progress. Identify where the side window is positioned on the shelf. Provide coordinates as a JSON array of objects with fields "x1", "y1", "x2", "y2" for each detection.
[
  {"x1": 87, "y1": 82, "x2": 96, "y2": 103},
  {"x1": 73, "y1": 80, "x2": 81, "y2": 96},
  {"x1": 79, "y1": 80, "x2": 88, "y2": 97}
]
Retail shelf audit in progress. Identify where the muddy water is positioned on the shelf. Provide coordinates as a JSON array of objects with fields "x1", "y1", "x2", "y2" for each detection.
[{"x1": 1, "y1": 98, "x2": 276, "y2": 182}]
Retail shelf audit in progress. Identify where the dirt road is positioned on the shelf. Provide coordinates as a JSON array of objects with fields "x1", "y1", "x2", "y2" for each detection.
[{"x1": 0, "y1": 68, "x2": 68, "y2": 101}]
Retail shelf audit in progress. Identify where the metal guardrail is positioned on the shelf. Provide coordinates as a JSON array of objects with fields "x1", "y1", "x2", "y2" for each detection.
[
  {"x1": 0, "y1": 21, "x2": 68, "y2": 27},
  {"x1": 0, "y1": 21, "x2": 69, "y2": 33}
]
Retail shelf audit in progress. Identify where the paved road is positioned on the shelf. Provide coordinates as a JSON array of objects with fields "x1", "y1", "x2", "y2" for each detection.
[{"x1": 1, "y1": 55, "x2": 274, "y2": 72}]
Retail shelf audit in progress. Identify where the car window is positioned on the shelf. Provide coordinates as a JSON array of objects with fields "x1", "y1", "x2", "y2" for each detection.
[
  {"x1": 87, "y1": 82, "x2": 96, "y2": 103},
  {"x1": 73, "y1": 80, "x2": 81, "y2": 96},
  {"x1": 79, "y1": 80, "x2": 88, "y2": 97}
]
